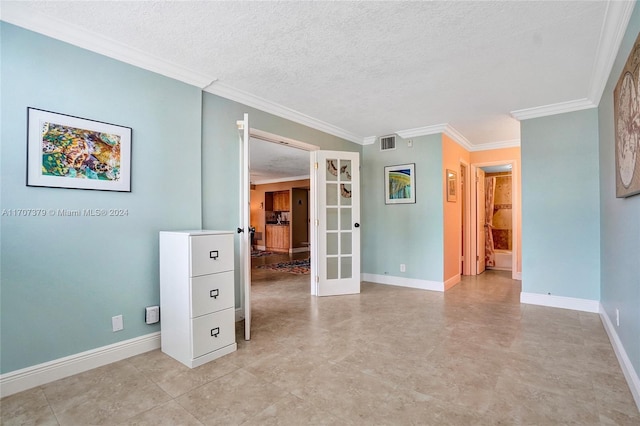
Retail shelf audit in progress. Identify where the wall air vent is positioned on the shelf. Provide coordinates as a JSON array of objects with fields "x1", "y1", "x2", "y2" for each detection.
[{"x1": 380, "y1": 135, "x2": 396, "y2": 151}]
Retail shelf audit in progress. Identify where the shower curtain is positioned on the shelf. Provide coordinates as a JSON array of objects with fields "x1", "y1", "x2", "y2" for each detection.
[{"x1": 485, "y1": 177, "x2": 496, "y2": 267}]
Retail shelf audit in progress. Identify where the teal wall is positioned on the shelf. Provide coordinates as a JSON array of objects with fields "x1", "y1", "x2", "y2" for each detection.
[
  {"x1": 598, "y1": 5, "x2": 640, "y2": 379},
  {"x1": 201, "y1": 94, "x2": 360, "y2": 307},
  {"x1": 521, "y1": 109, "x2": 601, "y2": 300},
  {"x1": 361, "y1": 135, "x2": 444, "y2": 282},
  {"x1": 0, "y1": 24, "x2": 203, "y2": 373}
]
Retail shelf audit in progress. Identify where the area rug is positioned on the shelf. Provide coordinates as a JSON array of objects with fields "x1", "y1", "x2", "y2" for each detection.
[
  {"x1": 257, "y1": 258, "x2": 310, "y2": 274},
  {"x1": 251, "y1": 250, "x2": 274, "y2": 258}
]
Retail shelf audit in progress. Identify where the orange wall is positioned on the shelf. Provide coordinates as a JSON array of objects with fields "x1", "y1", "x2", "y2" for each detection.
[
  {"x1": 470, "y1": 147, "x2": 522, "y2": 275},
  {"x1": 251, "y1": 179, "x2": 310, "y2": 247},
  {"x1": 442, "y1": 135, "x2": 470, "y2": 287}
]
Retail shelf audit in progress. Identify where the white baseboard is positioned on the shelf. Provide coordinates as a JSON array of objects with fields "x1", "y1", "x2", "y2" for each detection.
[
  {"x1": 0, "y1": 332, "x2": 160, "y2": 398},
  {"x1": 361, "y1": 273, "x2": 444, "y2": 292},
  {"x1": 444, "y1": 274, "x2": 461, "y2": 290},
  {"x1": 520, "y1": 292, "x2": 600, "y2": 313},
  {"x1": 513, "y1": 271, "x2": 522, "y2": 280},
  {"x1": 600, "y1": 304, "x2": 640, "y2": 412},
  {"x1": 235, "y1": 307, "x2": 244, "y2": 322}
]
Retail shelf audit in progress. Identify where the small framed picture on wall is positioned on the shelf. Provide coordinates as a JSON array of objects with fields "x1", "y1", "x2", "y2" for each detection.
[
  {"x1": 385, "y1": 163, "x2": 415, "y2": 204},
  {"x1": 446, "y1": 169, "x2": 457, "y2": 202}
]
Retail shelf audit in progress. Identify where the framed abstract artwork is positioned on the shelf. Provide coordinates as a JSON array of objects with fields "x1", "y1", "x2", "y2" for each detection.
[
  {"x1": 385, "y1": 163, "x2": 415, "y2": 204},
  {"x1": 27, "y1": 107, "x2": 132, "y2": 192},
  {"x1": 614, "y1": 32, "x2": 640, "y2": 198}
]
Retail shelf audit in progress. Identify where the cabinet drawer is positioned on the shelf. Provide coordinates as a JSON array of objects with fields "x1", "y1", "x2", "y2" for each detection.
[
  {"x1": 191, "y1": 308, "x2": 235, "y2": 358},
  {"x1": 190, "y1": 234, "x2": 234, "y2": 277},
  {"x1": 191, "y1": 271, "x2": 234, "y2": 318}
]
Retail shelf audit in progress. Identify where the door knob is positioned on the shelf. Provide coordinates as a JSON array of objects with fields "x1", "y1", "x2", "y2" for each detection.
[
  {"x1": 237, "y1": 227, "x2": 244, "y2": 233},
  {"x1": 354, "y1": 223, "x2": 360, "y2": 228}
]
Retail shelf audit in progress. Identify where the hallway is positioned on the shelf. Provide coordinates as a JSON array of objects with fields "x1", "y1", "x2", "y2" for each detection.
[{"x1": 2, "y1": 271, "x2": 637, "y2": 425}]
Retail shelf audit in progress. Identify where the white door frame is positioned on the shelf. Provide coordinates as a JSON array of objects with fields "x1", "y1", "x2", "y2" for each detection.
[
  {"x1": 238, "y1": 114, "x2": 251, "y2": 340},
  {"x1": 469, "y1": 160, "x2": 519, "y2": 280},
  {"x1": 460, "y1": 159, "x2": 471, "y2": 276}
]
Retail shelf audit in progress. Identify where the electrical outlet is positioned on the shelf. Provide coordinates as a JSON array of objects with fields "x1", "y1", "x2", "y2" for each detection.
[
  {"x1": 616, "y1": 309, "x2": 620, "y2": 327},
  {"x1": 112, "y1": 315, "x2": 123, "y2": 332},
  {"x1": 400, "y1": 264, "x2": 406, "y2": 272}
]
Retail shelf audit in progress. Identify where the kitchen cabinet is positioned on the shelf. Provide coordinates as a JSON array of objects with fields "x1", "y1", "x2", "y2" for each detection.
[
  {"x1": 273, "y1": 190, "x2": 290, "y2": 211},
  {"x1": 266, "y1": 224, "x2": 290, "y2": 252}
]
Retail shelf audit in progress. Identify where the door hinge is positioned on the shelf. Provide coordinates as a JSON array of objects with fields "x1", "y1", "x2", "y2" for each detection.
[
  {"x1": 476, "y1": 255, "x2": 479, "y2": 261},
  {"x1": 316, "y1": 276, "x2": 319, "y2": 283},
  {"x1": 315, "y1": 219, "x2": 319, "y2": 226},
  {"x1": 314, "y1": 162, "x2": 318, "y2": 170}
]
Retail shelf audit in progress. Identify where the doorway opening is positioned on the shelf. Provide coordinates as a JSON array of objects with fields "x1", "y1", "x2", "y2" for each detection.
[
  {"x1": 482, "y1": 165, "x2": 514, "y2": 272},
  {"x1": 247, "y1": 129, "x2": 317, "y2": 290},
  {"x1": 467, "y1": 160, "x2": 519, "y2": 280}
]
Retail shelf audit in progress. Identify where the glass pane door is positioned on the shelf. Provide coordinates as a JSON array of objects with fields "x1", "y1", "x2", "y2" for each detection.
[{"x1": 314, "y1": 151, "x2": 360, "y2": 296}]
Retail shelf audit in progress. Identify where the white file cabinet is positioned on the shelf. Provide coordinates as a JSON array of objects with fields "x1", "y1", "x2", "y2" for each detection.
[{"x1": 159, "y1": 230, "x2": 236, "y2": 368}]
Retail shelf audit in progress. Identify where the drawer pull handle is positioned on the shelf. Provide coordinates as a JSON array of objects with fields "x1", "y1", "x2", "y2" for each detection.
[
  {"x1": 210, "y1": 289, "x2": 219, "y2": 299},
  {"x1": 209, "y1": 250, "x2": 219, "y2": 260},
  {"x1": 211, "y1": 327, "x2": 220, "y2": 338}
]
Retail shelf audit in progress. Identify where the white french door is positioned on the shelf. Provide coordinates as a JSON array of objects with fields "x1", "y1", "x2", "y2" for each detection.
[
  {"x1": 237, "y1": 113, "x2": 252, "y2": 340},
  {"x1": 312, "y1": 151, "x2": 361, "y2": 296}
]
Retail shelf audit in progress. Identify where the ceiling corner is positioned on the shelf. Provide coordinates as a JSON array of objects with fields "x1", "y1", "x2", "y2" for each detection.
[
  {"x1": 443, "y1": 125, "x2": 474, "y2": 151},
  {"x1": 363, "y1": 136, "x2": 377, "y2": 145},
  {"x1": 395, "y1": 124, "x2": 448, "y2": 139}
]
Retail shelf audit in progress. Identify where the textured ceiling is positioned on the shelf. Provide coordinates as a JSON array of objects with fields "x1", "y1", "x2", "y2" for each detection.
[{"x1": 1, "y1": 1, "x2": 632, "y2": 179}]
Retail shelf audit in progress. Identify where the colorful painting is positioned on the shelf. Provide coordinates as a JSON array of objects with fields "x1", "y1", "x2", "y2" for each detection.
[
  {"x1": 385, "y1": 163, "x2": 415, "y2": 204},
  {"x1": 27, "y1": 108, "x2": 131, "y2": 191}
]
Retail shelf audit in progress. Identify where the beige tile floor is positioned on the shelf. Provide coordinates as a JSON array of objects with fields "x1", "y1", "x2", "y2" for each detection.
[{"x1": 2, "y1": 255, "x2": 639, "y2": 425}]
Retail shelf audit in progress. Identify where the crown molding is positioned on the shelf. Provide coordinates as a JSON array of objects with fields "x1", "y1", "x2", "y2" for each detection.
[
  {"x1": 443, "y1": 125, "x2": 474, "y2": 151},
  {"x1": 510, "y1": 98, "x2": 597, "y2": 121},
  {"x1": 395, "y1": 124, "x2": 448, "y2": 139},
  {"x1": 394, "y1": 123, "x2": 519, "y2": 152},
  {"x1": 363, "y1": 136, "x2": 377, "y2": 145},
  {"x1": 0, "y1": 3, "x2": 214, "y2": 88},
  {"x1": 205, "y1": 82, "x2": 363, "y2": 144},
  {"x1": 469, "y1": 139, "x2": 520, "y2": 152},
  {"x1": 394, "y1": 123, "x2": 474, "y2": 151},
  {"x1": 588, "y1": 0, "x2": 636, "y2": 105}
]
